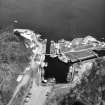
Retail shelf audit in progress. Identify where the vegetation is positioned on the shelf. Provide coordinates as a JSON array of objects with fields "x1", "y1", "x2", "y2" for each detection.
[
  {"x1": 0, "y1": 26, "x2": 32, "y2": 105},
  {"x1": 45, "y1": 58, "x2": 105, "y2": 105}
]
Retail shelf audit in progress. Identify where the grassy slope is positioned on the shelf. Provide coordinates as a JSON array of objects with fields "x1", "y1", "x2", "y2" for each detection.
[{"x1": 0, "y1": 26, "x2": 32, "y2": 105}]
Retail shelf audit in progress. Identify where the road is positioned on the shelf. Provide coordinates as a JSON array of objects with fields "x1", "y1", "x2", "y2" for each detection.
[
  {"x1": 7, "y1": 70, "x2": 32, "y2": 105},
  {"x1": 10, "y1": 29, "x2": 48, "y2": 105},
  {"x1": 25, "y1": 78, "x2": 52, "y2": 105},
  {"x1": 24, "y1": 33, "x2": 51, "y2": 105}
]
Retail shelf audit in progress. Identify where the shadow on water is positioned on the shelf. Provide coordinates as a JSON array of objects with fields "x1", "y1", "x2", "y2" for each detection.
[{"x1": 44, "y1": 55, "x2": 71, "y2": 83}]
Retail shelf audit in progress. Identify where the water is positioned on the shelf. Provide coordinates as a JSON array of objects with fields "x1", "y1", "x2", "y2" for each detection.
[
  {"x1": 44, "y1": 55, "x2": 71, "y2": 83},
  {"x1": 0, "y1": 0, "x2": 105, "y2": 41},
  {"x1": 0, "y1": 0, "x2": 105, "y2": 83},
  {"x1": 73, "y1": 101, "x2": 86, "y2": 105}
]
